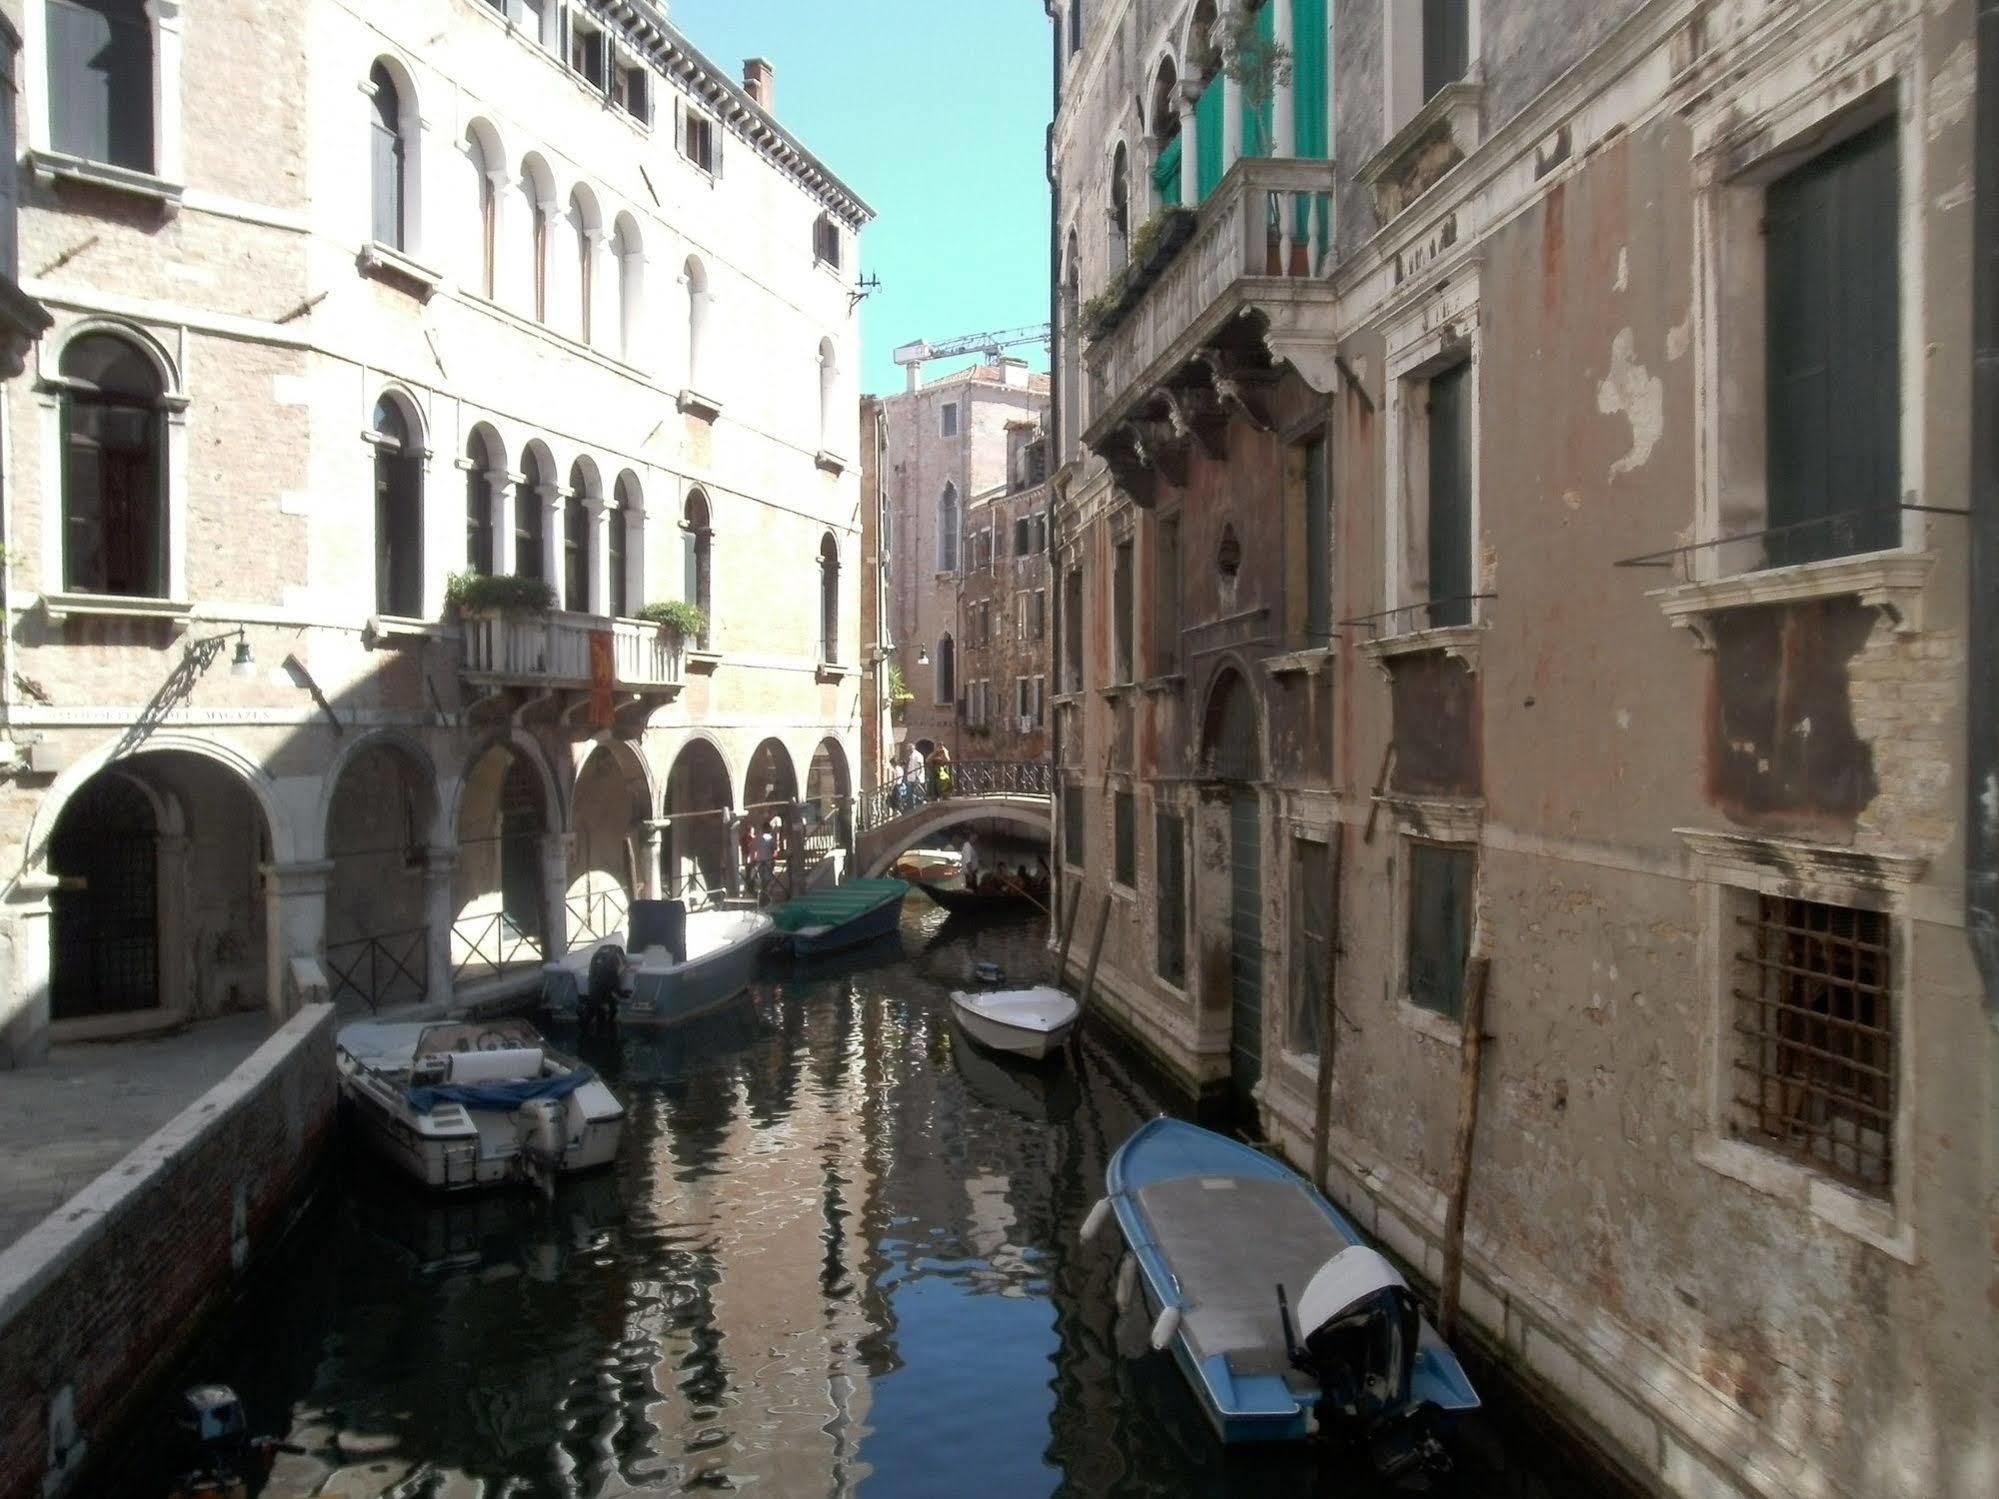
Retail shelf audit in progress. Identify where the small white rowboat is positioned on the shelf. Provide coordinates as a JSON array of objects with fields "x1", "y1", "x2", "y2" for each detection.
[{"x1": 948, "y1": 986, "x2": 1080, "y2": 1061}]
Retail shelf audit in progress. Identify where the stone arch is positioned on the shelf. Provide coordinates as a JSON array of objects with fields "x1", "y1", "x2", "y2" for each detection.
[
  {"x1": 48, "y1": 316, "x2": 184, "y2": 400},
  {"x1": 322, "y1": 731, "x2": 440, "y2": 1009},
  {"x1": 743, "y1": 737, "x2": 798, "y2": 820},
  {"x1": 1199, "y1": 661, "x2": 1264, "y2": 783},
  {"x1": 566, "y1": 738, "x2": 653, "y2": 942},
  {"x1": 860, "y1": 802, "x2": 1054, "y2": 880},
  {"x1": 663, "y1": 736, "x2": 736, "y2": 903},
  {"x1": 567, "y1": 181, "x2": 604, "y2": 344},
  {"x1": 463, "y1": 116, "x2": 507, "y2": 296},
  {"x1": 367, "y1": 54, "x2": 423, "y2": 254},
  {"x1": 1183, "y1": 0, "x2": 1223, "y2": 83},
  {"x1": 519, "y1": 151, "x2": 559, "y2": 322},
  {"x1": 450, "y1": 735, "x2": 560, "y2": 978}
]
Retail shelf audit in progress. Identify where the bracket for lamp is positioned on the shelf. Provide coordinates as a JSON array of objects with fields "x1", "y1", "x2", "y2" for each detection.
[
  {"x1": 281, "y1": 652, "x2": 344, "y2": 736},
  {"x1": 848, "y1": 273, "x2": 881, "y2": 312}
]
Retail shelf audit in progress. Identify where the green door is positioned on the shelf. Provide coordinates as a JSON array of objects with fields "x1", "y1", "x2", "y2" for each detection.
[{"x1": 1228, "y1": 787, "x2": 1264, "y2": 1118}]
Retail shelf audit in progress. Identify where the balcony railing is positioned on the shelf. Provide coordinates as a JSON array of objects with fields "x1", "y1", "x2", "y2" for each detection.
[
  {"x1": 1086, "y1": 155, "x2": 1338, "y2": 437},
  {"x1": 459, "y1": 609, "x2": 685, "y2": 692}
]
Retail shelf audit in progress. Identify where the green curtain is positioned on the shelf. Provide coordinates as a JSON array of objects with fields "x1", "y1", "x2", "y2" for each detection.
[
  {"x1": 1240, "y1": 0, "x2": 1276, "y2": 157},
  {"x1": 1195, "y1": 73, "x2": 1225, "y2": 200},
  {"x1": 1292, "y1": 0, "x2": 1330, "y2": 253},
  {"x1": 1154, "y1": 135, "x2": 1183, "y2": 207}
]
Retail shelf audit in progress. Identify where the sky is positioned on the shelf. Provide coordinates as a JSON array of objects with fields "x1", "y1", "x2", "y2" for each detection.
[{"x1": 670, "y1": 0, "x2": 1054, "y2": 397}]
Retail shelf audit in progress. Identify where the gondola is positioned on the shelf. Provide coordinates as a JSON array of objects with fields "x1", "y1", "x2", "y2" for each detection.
[{"x1": 914, "y1": 878, "x2": 1044, "y2": 915}]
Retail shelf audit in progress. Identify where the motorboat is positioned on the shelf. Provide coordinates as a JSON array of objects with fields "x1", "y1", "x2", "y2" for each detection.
[
  {"x1": 542, "y1": 900, "x2": 775, "y2": 1027},
  {"x1": 1082, "y1": 1118, "x2": 1479, "y2": 1469},
  {"x1": 948, "y1": 985, "x2": 1079, "y2": 1061},
  {"x1": 335, "y1": 1017, "x2": 624, "y2": 1193},
  {"x1": 770, "y1": 878, "x2": 909, "y2": 957}
]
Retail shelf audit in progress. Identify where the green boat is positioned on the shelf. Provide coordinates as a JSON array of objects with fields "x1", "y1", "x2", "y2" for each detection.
[{"x1": 770, "y1": 878, "x2": 910, "y2": 956}]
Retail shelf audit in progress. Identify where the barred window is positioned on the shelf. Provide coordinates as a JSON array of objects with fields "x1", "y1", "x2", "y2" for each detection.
[
  {"x1": 1113, "y1": 790, "x2": 1135, "y2": 888},
  {"x1": 1732, "y1": 896, "x2": 1894, "y2": 1193},
  {"x1": 1156, "y1": 810, "x2": 1185, "y2": 984},
  {"x1": 1062, "y1": 781, "x2": 1086, "y2": 870}
]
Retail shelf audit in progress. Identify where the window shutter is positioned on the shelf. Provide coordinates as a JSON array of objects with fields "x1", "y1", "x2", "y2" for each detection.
[
  {"x1": 712, "y1": 118, "x2": 725, "y2": 177},
  {"x1": 674, "y1": 95, "x2": 685, "y2": 158},
  {"x1": 1425, "y1": 363, "x2": 1472, "y2": 626}
]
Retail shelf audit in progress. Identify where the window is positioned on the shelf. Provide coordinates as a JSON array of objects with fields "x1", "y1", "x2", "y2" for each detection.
[
  {"x1": 59, "y1": 332, "x2": 165, "y2": 597},
  {"x1": 1030, "y1": 589, "x2": 1047, "y2": 642},
  {"x1": 819, "y1": 533, "x2": 840, "y2": 663},
  {"x1": 1302, "y1": 434, "x2": 1332, "y2": 643},
  {"x1": 935, "y1": 634, "x2": 955, "y2": 704},
  {"x1": 1068, "y1": 0, "x2": 1083, "y2": 56},
  {"x1": 368, "y1": 63, "x2": 407, "y2": 250},
  {"x1": 1113, "y1": 537, "x2": 1134, "y2": 683},
  {"x1": 464, "y1": 429, "x2": 498, "y2": 576},
  {"x1": 1156, "y1": 810, "x2": 1185, "y2": 984},
  {"x1": 1063, "y1": 566, "x2": 1084, "y2": 691},
  {"x1": 467, "y1": 124, "x2": 501, "y2": 298},
  {"x1": 570, "y1": 19, "x2": 607, "y2": 91},
  {"x1": 372, "y1": 396, "x2": 423, "y2": 618},
  {"x1": 683, "y1": 256, "x2": 709, "y2": 392},
  {"x1": 608, "y1": 505, "x2": 628, "y2": 618},
  {"x1": 818, "y1": 337, "x2": 839, "y2": 454},
  {"x1": 813, "y1": 213, "x2": 841, "y2": 269},
  {"x1": 1763, "y1": 120, "x2": 1900, "y2": 567},
  {"x1": 1422, "y1": 0, "x2": 1470, "y2": 102},
  {"x1": 680, "y1": 106, "x2": 719, "y2": 174},
  {"x1": 1109, "y1": 142, "x2": 1130, "y2": 269},
  {"x1": 517, "y1": 448, "x2": 547, "y2": 581},
  {"x1": 937, "y1": 484, "x2": 960, "y2": 571},
  {"x1": 1033, "y1": 674, "x2": 1046, "y2": 726},
  {"x1": 1423, "y1": 362, "x2": 1472, "y2": 627},
  {"x1": 941, "y1": 402, "x2": 959, "y2": 437},
  {"x1": 571, "y1": 190, "x2": 596, "y2": 344},
  {"x1": 682, "y1": 489, "x2": 712, "y2": 647},
  {"x1": 1407, "y1": 843, "x2": 1474, "y2": 1019},
  {"x1": 1013, "y1": 516, "x2": 1030, "y2": 554},
  {"x1": 1034, "y1": 515, "x2": 1048, "y2": 553},
  {"x1": 613, "y1": 215, "x2": 644, "y2": 362},
  {"x1": 1289, "y1": 839, "x2": 1332, "y2": 1054},
  {"x1": 521, "y1": 158, "x2": 554, "y2": 324},
  {"x1": 1732, "y1": 896, "x2": 1893, "y2": 1193},
  {"x1": 520, "y1": 0, "x2": 553, "y2": 51},
  {"x1": 562, "y1": 490, "x2": 588, "y2": 613},
  {"x1": 612, "y1": 62, "x2": 650, "y2": 122},
  {"x1": 1063, "y1": 780, "x2": 1086, "y2": 869},
  {"x1": 1153, "y1": 514, "x2": 1181, "y2": 674},
  {"x1": 47, "y1": 0, "x2": 153, "y2": 173},
  {"x1": 1114, "y1": 789, "x2": 1135, "y2": 888}
]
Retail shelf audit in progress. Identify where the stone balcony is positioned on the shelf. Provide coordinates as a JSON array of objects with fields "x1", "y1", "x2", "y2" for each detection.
[
  {"x1": 459, "y1": 609, "x2": 686, "y2": 696},
  {"x1": 1082, "y1": 156, "x2": 1340, "y2": 503}
]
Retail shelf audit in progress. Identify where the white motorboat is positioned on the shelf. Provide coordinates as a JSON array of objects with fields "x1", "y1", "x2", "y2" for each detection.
[
  {"x1": 543, "y1": 905, "x2": 775, "y2": 1027},
  {"x1": 948, "y1": 986, "x2": 1080, "y2": 1061},
  {"x1": 336, "y1": 1017, "x2": 624, "y2": 1193}
]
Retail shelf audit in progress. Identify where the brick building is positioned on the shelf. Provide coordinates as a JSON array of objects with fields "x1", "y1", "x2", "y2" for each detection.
[
  {"x1": 881, "y1": 359, "x2": 1050, "y2": 764},
  {"x1": 0, "y1": 0, "x2": 870, "y2": 1065},
  {"x1": 1050, "y1": 1, "x2": 1995, "y2": 1496}
]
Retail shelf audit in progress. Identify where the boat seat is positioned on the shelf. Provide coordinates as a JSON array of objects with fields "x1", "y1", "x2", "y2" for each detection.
[{"x1": 442, "y1": 1047, "x2": 545, "y2": 1084}]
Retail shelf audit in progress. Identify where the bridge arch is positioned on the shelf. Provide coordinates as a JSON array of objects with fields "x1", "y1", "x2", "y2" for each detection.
[{"x1": 858, "y1": 798, "x2": 1053, "y2": 879}]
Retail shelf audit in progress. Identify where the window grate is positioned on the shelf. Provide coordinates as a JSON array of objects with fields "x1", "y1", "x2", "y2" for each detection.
[{"x1": 1730, "y1": 896, "x2": 1893, "y2": 1193}]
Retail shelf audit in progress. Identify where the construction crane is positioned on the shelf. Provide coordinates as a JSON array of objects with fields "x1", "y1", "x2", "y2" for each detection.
[{"x1": 891, "y1": 323, "x2": 1051, "y2": 391}]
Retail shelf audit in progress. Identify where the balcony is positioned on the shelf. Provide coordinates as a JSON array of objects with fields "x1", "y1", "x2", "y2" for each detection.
[
  {"x1": 1082, "y1": 156, "x2": 1339, "y2": 501},
  {"x1": 459, "y1": 610, "x2": 685, "y2": 695}
]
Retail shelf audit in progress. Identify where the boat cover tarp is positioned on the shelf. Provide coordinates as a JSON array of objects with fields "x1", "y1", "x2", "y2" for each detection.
[
  {"x1": 770, "y1": 879, "x2": 908, "y2": 933},
  {"x1": 405, "y1": 1067, "x2": 596, "y2": 1113}
]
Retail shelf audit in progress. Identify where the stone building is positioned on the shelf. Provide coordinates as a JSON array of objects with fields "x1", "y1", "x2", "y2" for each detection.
[
  {"x1": 881, "y1": 360, "x2": 1049, "y2": 762},
  {"x1": 0, "y1": 0, "x2": 869, "y2": 1066},
  {"x1": 1049, "y1": 1, "x2": 1995, "y2": 1496}
]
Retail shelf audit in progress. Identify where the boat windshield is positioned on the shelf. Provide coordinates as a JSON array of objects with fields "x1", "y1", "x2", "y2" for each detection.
[{"x1": 414, "y1": 1019, "x2": 542, "y2": 1060}]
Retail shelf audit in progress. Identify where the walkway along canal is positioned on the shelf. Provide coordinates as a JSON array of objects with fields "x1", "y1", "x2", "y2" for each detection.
[{"x1": 108, "y1": 902, "x2": 1641, "y2": 1498}]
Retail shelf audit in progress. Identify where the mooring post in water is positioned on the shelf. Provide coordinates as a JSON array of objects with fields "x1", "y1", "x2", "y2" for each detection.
[
  {"x1": 1311, "y1": 825, "x2": 1345, "y2": 1189},
  {"x1": 1055, "y1": 880, "x2": 1082, "y2": 979},
  {"x1": 1439, "y1": 866, "x2": 1493, "y2": 1343},
  {"x1": 1079, "y1": 892, "x2": 1113, "y2": 1011}
]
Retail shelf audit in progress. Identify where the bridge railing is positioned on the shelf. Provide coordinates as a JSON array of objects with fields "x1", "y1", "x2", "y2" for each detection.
[{"x1": 856, "y1": 760, "x2": 1053, "y2": 836}]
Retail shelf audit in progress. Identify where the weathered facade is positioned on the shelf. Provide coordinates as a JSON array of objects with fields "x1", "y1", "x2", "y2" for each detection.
[
  {"x1": 0, "y1": 0, "x2": 869, "y2": 1064},
  {"x1": 881, "y1": 360, "x2": 1050, "y2": 761},
  {"x1": 1050, "y1": 1, "x2": 1997, "y2": 1496}
]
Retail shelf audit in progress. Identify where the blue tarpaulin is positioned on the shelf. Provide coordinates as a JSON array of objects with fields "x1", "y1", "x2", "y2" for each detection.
[{"x1": 406, "y1": 1067, "x2": 596, "y2": 1114}]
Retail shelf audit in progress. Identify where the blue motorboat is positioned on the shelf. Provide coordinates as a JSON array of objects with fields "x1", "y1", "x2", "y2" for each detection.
[{"x1": 1083, "y1": 1118, "x2": 1479, "y2": 1467}]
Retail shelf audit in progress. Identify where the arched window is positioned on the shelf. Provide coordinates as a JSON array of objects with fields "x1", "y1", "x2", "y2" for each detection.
[
  {"x1": 818, "y1": 533, "x2": 839, "y2": 664},
  {"x1": 937, "y1": 482, "x2": 960, "y2": 572},
  {"x1": 817, "y1": 337, "x2": 838, "y2": 454},
  {"x1": 684, "y1": 255, "x2": 709, "y2": 392},
  {"x1": 464, "y1": 425, "x2": 502, "y2": 574},
  {"x1": 569, "y1": 187, "x2": 597, "y2": 344},
  {"x1": 1061, "y1": 231, "x2": 1082, "y2": 459},
  {"x1": 935, "y1": 633, "x2": 956, "y2": 705},
  {"x1": 517, "y1": 446, "x2": 548, "y2": 580},
  {"x1": 563, "y1": 460, "x2": 592, "y2": 613},
  {"x1": 465, "y1": 122, "x2": 503, "y2": 297},
  {"x1": 681, "y1": 489, "x2": 712, "y2": 648},
  {"x1": 372, "y1": 395, "x2": 424, "y2": 617},
  {"x1": 47, "y1": 0, "x2": 155, "y2": 173},
  {"x1": 611, "y1": 471, "x2": 641, "y2": 617},
  {"x1": 369, "y1": 63, "x2": 407, "y2": 250},
  {"x1": 608, "y1": 508, "x2": 628, "y2": 618},
  {"x1": 59, "y1": 331, "x2": 167, "y2": 597},
  {"x1": 613, "y1": 213, "x2": 644, "y2": 362},
  {"x1": 522, "y1": 155, "x2": 555, "y2": 323},
  {"x1": 1109, "y1": 141, "x2": 1130, "y2": 269}
]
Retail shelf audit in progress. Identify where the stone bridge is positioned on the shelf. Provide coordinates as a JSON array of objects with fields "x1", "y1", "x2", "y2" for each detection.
[{"x1": 853, "y1": 761, "x2": 1054, "y2": 878}]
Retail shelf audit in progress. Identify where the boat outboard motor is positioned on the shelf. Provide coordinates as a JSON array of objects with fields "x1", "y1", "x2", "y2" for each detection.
[
  {"x1": 1286, "y1": 1246, "x2": 1421, "y2": 1425},
  {"x1": 581, "y1": 943, "x2": 626, "y2": 1033},
  {"x1": 166, "y1": 1384, "x2": 301, "y2": 1497}
]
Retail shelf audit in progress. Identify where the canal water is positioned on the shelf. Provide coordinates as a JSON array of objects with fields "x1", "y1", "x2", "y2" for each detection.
[{"x1": 114, "y1": 902, "x2": 1633, "y2": 1499}]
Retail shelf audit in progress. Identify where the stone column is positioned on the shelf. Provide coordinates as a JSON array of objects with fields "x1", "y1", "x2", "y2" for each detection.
[
  {"x1": 488, "y1": 468, "x2": 517, "y2": 575},
  {"x1": 540, "y1": 832, "x2": 572, "y2": 959},
  {"x1": 423, "y1": 847, "x2": 457, "y2": 1002},
  {"x1": 580, "y1": 224, "x2": 605, "y2": 346},
  {"x1": 1274, "y1": 0, "x2": 1296, "y2": 156},
  {"x1": 639, "y1": 822, "x2": 664, "y2": 900},
  {"x1": 538, "y1": 480, "x2": 563, "y2": 593},
  {"x1": 1178, "y1": 91, "x2": 1199, "y2": 204},
  {"x1": 586, "y1": 494, "x2": 611, "y2": 617},
  {"x1": 1222, "y1": 67, "x2": 1243, "y2": 173},
  {"x1": 263, "y1": 859, "x2": 333, "y2": 1020},
  {"x1": 1, "y1": 877, "x2": 60, "y2": 1067}
]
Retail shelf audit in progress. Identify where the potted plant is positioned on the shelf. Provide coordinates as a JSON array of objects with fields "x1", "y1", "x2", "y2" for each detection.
[
  {"x1": 635, "y1": 598, "x2": 708, "y2": 643},
  {"x1": 444, "y1": 570, "x2": 556, "y2": 616}
]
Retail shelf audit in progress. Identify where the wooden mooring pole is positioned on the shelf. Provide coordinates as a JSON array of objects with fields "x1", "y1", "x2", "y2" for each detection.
[
  {"x1": 1310, "y1": 826, "x2": 1345, "y2": 1189},
  {"x1": 1078, "y1": 892, "x2": 1113, "y2": 1011},
  {"x1": 1438, "y1": 867, "x2": 1493, "y2": 1343},
  {"x1": 1055, "y1": 880, "x2": 1082, "y2": 979}
]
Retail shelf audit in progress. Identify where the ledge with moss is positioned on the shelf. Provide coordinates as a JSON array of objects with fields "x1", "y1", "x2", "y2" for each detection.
[
  {"x1": 634, "y1": 600, "x2": 708, "y2": 638},
  {"x1": 1080, "y1": 207, "x2": 1197, "y2": 344},
  {"x1": 444, "y1": 571, "x2": 556, "y2": 615}
]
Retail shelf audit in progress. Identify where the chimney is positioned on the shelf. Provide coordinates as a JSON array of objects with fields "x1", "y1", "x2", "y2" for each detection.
[
  {"x1": 998, "y1": 356, "x2": 1030, "y2": 389},
  {"x1": 742, "y1": 58, "x2": 774, "y2": 112}
]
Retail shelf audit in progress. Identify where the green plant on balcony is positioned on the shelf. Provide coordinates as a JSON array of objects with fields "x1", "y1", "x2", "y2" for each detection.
[
  {"x1": 1080, "y1": 206, "x2": 1197, "y2": 346},
  {"x1": 1224, "y1": 10, "x2": 1293, "y2": 107},
  {"x1": 634, "y1": 598, "x2": 709, "y2": 639},
  {"x1": 886, "y1": 660, "x2": 914, "y2": 724},
  {"x1": 444, "y1": 570, "x2": 555, "y2": 616}
]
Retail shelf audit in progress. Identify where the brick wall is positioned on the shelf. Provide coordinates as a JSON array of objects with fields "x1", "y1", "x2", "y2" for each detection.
[{"x1": 0, "y1": 1005, "x2": 337, "y2": 1499}]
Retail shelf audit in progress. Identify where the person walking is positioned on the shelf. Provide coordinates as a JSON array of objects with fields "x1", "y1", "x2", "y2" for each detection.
[{"x1": 903, "y1": 743, "x2": 925, "y2": 808}]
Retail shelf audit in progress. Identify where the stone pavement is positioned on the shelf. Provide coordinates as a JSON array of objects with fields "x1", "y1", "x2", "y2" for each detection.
[{"x1": 0, "y1": 1012, "x2": 277, "y2": 1252}]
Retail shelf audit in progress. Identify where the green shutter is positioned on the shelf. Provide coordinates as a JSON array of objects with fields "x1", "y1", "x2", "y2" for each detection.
[
  {"x1": 1196, "y1": 74, "x2": 1225, "y2": 201},
  {"x1": 1153, "y1": 135, "x2": 1182, "y2": 207},
  {"x1": 1240, "y1": 1, "x2": 1276, "y2": 157},
  {"x1": 1292, "y1": 0, "x2": 1328, "y2": 159}
]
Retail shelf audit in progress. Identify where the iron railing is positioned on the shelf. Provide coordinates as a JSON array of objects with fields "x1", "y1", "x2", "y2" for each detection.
[
  {"x1": 451, "y1": 910, "x2": 544, "y2": 984},
  {"x1": 565, "y1": 886, "x2": 629, "y2": 949},
  {"x1": 325, "y1": 927, "x2": 427, "y2": 1013},
  {"x1": 855, "y1": 761, "x2": 1053, "y2": 835}
]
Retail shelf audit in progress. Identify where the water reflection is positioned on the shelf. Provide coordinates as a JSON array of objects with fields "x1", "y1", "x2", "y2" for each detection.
[{"x1": 114, "y1": 904, "x2": 1629, "y2": 1499}]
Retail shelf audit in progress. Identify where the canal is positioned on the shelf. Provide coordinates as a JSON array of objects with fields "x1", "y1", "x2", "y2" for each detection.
[{"x1": 114, "y1": 902, "x2": 1636, "y2": 1498}]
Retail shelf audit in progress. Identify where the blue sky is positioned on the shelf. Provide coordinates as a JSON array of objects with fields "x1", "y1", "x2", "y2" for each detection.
[{"x1": 671, "y1": 0, "x2": 1054, "y2": 396}]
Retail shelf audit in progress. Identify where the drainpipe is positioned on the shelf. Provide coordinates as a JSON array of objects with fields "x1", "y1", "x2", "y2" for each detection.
[
  {"x1": 1969, "y1": 0, "x2": 1999, "y2": 1016},
  {"x1": 1045, "y1": 3, "x2": 1066, "y2": 892}
]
